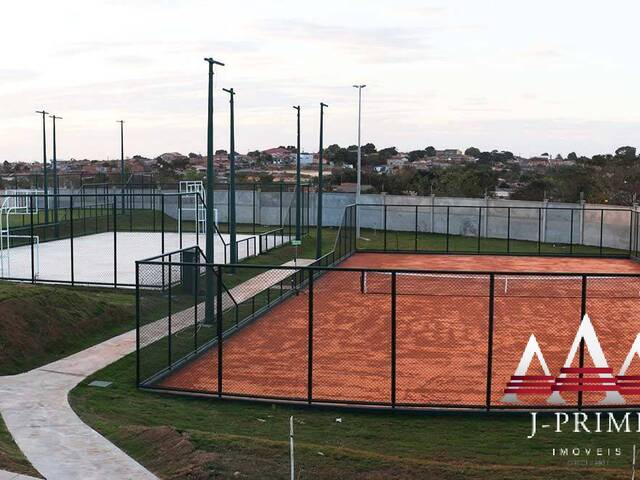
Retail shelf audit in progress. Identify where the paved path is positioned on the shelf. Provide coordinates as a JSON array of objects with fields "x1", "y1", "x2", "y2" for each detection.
[
  {"x1": 0, "y1": 470, "x2": 40, "y2": 480},
  {"x1": 0, "y1": 259, "x2": 313, "y2": 480},
  {"x1": 0, "y1": 331, "x2": 156, "y2": 480}
]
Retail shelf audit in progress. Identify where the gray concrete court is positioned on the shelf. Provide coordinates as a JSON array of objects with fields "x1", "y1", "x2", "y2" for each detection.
[{"x1": 2, "y1": 231, "x2": 289, "y2": 286}]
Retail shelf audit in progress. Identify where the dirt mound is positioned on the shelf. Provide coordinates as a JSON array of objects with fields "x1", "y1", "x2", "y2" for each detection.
[{"x1": 120, "y1": 425, "x2": 219, "y2": 480}]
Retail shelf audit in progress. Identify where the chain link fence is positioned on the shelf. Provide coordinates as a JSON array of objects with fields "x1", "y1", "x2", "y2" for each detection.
[
  {"x1": 0, "y1": 190, "x2": 301, "y2": 286},
  {"x1": 358, "y1": 203, "x2": 636, "y2": 257},
  {"x1": 136, "y1": 205, "x2": 640, "y2": 410}
]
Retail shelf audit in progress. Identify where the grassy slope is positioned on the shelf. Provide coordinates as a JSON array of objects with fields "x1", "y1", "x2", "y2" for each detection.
[
  {"x1": 70, "y1": 353, "x2": 633, "y2": 480},
  {"x1": 0, "y1": 282, "x2": 136, "y2": 477},
  {"x1": 0, "y1": 282, "x2": 136, "y2": 375}
]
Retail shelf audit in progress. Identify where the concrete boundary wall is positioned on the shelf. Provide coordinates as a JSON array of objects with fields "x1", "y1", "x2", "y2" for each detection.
[{"x1": 48, "y1": 188, "x2": 639, "y2": 251}]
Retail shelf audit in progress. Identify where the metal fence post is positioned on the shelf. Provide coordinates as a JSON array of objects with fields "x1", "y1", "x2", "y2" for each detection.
[
  {"x1": 384, "y1": 205, "x2": 388, "y2": 251},
  {"x1": 307, "y1": 269, "x2": 314, "y2": 404},
  {"x1": 578, "y1": 275, "x2": 587, "y2": 410},
  {"x1": 279, "y1": 183, "x2": 283, "y2": 226},
  {"x1": 506, "y1": 207, "x2": 511, "y2": 253},
  {"x1": 485, "y1": 273, "x2": 495, "y2": 411},
  {"x1": 168, "y1": 260, "x2": 173, "y2": 368},
  {"x1": 599, "y1": 209, "x2": 604, "y2": 256},
  {"x1": 161, "y1": 195, "x2": 165, "y2": 254},
  {"x1": 570, "y1": 209, "x2": 574, "y2": 255},
  {"x1": 477, "y1": 207, "x2": 482, "y2": 254},
  {"x1": 216, "y1": 266, "x2": 224, "y2": 398},
  {"x1": 194, "y1": 259, "x2": 199, "y2": 353},
  {"x1": 129, "y1": 191, "x2": 133, "y2": 232},
  {"x1": 629, "y1": 210, "x2": 634, "y2": 257},
  {"x1": 446, "y1": 206, "x2": 450, "y2": 252},
  {"x1": 70, "y1": 196, "x2": 75, "y2": 285},
  {"x1": 414, "y1": 205, "x2": 418, "y2": 252},
  {"x1": 537, "y1": 208, "x2": 542, "y2": 254},
  {"x1": 253, "y1": 184, "x2": 257, "y2": 235},
  {"x1": 391, "y1": 271, "x2": 397, "y2": 408},
  {"x1": 178, "y1": 194, "x2": 183, "y2": 249},
  {"x1": 113, "y1": 195, "x2": 117, "y2": 288},
  {"x1": 29, "y1": 195, "x2": 35, "y2": 283},
  {"x1": 135, "y1": 262, "x2": 141, "y2": 386}
]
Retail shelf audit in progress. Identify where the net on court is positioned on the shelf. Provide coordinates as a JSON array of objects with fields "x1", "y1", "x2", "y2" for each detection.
[{"x1": 360, "y1": 271, "x2": 640, "y2": 299}]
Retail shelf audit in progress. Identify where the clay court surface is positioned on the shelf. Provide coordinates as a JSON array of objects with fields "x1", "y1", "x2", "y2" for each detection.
[{"x1": 159, "y1": 253, "x2": 640, "y2": 407}]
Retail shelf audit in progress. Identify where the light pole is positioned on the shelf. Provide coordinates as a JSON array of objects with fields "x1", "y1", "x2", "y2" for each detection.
[
  {"x1": 35, "y1": 110, "x2": 49, "y2": 223},
  {"x1": 117, "y1": 120, "x2": 125, "y2": 213},
  {"x1": 293, "y1": 105, "x2": 301, "y2": 241},
  {"x1": 222, "y1": 87, "x2": 237, "y2": 268},
  {"x1": 204, "y1": 57, "x2": 224, "y2": 325},
  {"x1": 50, "y1": 114, "x2": 62, "y2": 237},
  {"x1": 353, "y1": 84, "x2": 366, "y2": 238},
  {"x1": 316, "y1": 102, "x2": 328, "y2": 259}
]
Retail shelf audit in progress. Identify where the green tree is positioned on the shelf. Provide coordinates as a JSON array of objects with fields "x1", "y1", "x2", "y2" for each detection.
[
  {"x1": 362, "y1": 143, "x2": 377, "y2": 154},
  {"x1": 464, "y1": 147, "x2": 481, "y2": 157},
  {"x1": 425, "y1": 146, "x2": 437, "y2": 157},
  {"x1": 378, "y1": 147, "x2": 398, "y2": 162},
  {"x1": 408, "y1": 150, "x2": 426, "y2": 162}
]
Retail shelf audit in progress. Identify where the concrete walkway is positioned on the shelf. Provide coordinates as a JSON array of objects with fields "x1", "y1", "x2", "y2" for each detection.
[
  {"x1": 0, "y1": 259, "x2": 314, "y2": 480},
  {"x1": 0, "y1": 469, "x2": 40, "y2": 480},
  {"x1": 0, "y1": 330, "x2": 156, "y2": 480}
]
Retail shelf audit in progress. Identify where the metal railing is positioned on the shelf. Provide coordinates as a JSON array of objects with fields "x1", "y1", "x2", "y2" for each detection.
[
  {"x1": 136, "y1": 251, "x2": 640, "y2": 411},
  {"x1": 357, "y1": 203, "x2": 636, "y2": 257},
  {"x1": 0, "y1": 191, "x2": 303, "y2": 287}
]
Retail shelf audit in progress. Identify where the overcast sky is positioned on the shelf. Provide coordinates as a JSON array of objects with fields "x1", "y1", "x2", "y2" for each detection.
[{"x1": 2, "y1": 0, "x2": 639, "y2": 162}]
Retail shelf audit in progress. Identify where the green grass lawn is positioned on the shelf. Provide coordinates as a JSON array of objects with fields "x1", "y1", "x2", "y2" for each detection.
[
  {"x1": 357, "y1": 228, "x2": 627, "y2": 256},
  {"x1": 70, "y1": 352, "x2": 635, "y2": 479},
  {"x1": 0, "y1": 281, "x2": 137, "y2": 476},
  {"x1": 0, "y1": 282, "x2": 137, "y2": 375}
]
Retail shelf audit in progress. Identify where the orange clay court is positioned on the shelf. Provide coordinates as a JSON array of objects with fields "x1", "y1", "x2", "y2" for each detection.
[{"x1": 158, "y1": 253, "x2": 640, "y2": 407}]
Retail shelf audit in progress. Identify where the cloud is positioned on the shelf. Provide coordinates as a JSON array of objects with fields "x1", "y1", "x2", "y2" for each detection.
[
  {"x1": 260, "y1": 20, "x2": 432, "y2": 64},
  {"x1": 0, "y1": 69, "x2": 37, "y2": 83},
  {"x1": 518, "y1": 47, "x2": 564, "y2": 62}
]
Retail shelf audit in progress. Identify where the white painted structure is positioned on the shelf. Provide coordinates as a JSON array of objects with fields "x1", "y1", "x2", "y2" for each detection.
[
  {"x1": 0, "y1": 190, "x2": 41, "y2": 278},
  {"x1": 178, "y1": 181, "x2": 217, "y2": 235}
]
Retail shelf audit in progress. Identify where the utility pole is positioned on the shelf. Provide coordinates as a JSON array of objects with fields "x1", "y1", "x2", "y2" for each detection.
[
  {"x1": 353, "y1": 84, "x2": 366, "y2": 237},
  {"x1": 35, "y1": 110, "x2": 49, "y2": 223},
  {"x1": 293, "y1": 105, "x2": 301, "y2": 241},
  {"x1": 316, "y1": 102, "x2": 328, "y2": 259},
  {"x1": 117, "y1": 120, "x2": 125, "y2": 213},
  {"x1": 204, "y1": 57, "x2": 224, "y2": 324},
  {"x1": 222, "y1": 87, "x2": 237, "y2": 268},
  {"x1": 50, "y1": 114, "x2": 62, "y2": 237}
]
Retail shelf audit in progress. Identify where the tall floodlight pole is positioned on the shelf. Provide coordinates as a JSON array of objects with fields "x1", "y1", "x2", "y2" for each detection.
[
  {"x1": 117, "y1": 120, "x2": 125, "y2": 213},
  {"x1": 222, "y1": 87, "x2": 237, "y2": 268},
  {"x1": 293, "y1": 105, "x2": 301, "y2": 241},
  {"x1": 316, "y1": 102, "x2": 328, "y2": 259},
  {"x1": 35, "y1": 110, "x2": 49, "y2": 223},
  {"x1": 204, "y1": 57, "x2": 224, "y2": 325},
  {"x1": 50, "y1": 114, "x2": 62, "y2": 237},
  {"x1": 353, "y1": 84, "x2": 366, "y2": 237}
]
